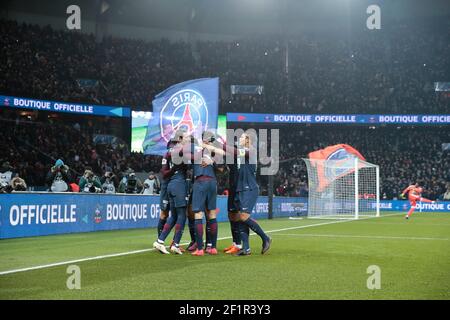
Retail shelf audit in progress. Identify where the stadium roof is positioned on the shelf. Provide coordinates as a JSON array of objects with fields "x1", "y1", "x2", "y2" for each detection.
[{"x1": 3, "y1": 0, "x2": 450, "y2": 37}]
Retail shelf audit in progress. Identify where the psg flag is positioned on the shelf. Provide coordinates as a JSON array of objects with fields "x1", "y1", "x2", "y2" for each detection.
[
  {"x1": 308, "y1": 144, "x2": 366, "y2": 192},
  {"x1": 143, "y1": 78, "x2": 219, "y2": 156}
]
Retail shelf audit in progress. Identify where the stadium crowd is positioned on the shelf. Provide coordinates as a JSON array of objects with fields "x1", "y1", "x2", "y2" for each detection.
[
  {"x1": 1, "y1": 18, "x2": 450, "y2": 199},
  {"x1": 1, "y1": 19, "x2": 450, "y2": 114},
  {"x1": 0, "y1": 111, "x2": 160, "y2": 193},
  {"x1": 1, "y1": 108, "x2": 449, "y2": 200},
  {"x1": 271, "y1": 126, "x2": 450, "y2": 200}
]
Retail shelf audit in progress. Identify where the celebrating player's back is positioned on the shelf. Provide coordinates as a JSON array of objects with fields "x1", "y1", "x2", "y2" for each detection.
[
  {"x1": 203, "y1": 132, "x2": 272, "y2": 255},
  {"x1": 153, "y1": 129, "x2": 190, "y2": 254},
  {"x1": 190, "y1": 131, "x2": 219, "y2": 256}
]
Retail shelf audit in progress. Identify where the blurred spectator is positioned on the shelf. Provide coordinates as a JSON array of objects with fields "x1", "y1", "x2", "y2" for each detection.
[
  {"x1": 0, "y1": 161, "x2": 14, "y2": 190},
  {"x1": 142, "y1": 172, "x2": 160, "y2": 195}
]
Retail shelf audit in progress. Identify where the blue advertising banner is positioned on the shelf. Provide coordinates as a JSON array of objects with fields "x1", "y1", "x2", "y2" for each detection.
[
  {"x1": 143, "y1": 78, "x2": 219, "y2": 156},
  {"x1": 377, "y1": 200, "x2": 450, "y2": 212},
  {"x1": 0, "y1": 193, "x2": 448, "y2": 239},
  {"x1": 0, "y1": 193, "x2": 158, "y2": 239},
  {"x1": 0, "y1": 193, "x2": 304, "y2": 239},
  {"x1": 227, "y1": 113, "x2": 450, "y2": 125},
  {"x1": 0, "y1": 95, "x2": 131, "y2": 118}
]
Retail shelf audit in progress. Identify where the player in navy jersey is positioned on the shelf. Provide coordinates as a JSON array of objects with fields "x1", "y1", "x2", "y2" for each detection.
[
  {"x1": 156, "y1": 140, "x2": 176, "y2": 239},
  {"x1": 234, "y1": 133, "x2": 272, "y2": 255},
  {"x1": 219, "y1": 141, "x2": 242, "y2": 254},
  {"x1": 153, "y1": 130, "x2": 190, "y2": 255},
  {"x1": 190, "y1": 131, "x2": 219, "y2": 256},
  {"x1": 202, "y1": 132, "x2": 272, "y2": 256},
  {"x1": 185, "y1": 169, "x2": 198, "y2": 252},
  {"x1": 181, "y1": 135, "x2": 212, "y2": 253}
]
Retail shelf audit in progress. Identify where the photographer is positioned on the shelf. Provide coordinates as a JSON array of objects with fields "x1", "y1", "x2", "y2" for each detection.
[
  {"x1": 142, "y1": 171, "x2": 160, "y2": 195},
  {"x1": 118, "y1": 168, "x2": 143, "y2": 194},
  {"x1": 79, "y1": 167, "x2": 102, "y2": 193},
  {"x1": 101, "y1": 171, "x2": 116, "y2": 194},
  {"x1": 46, "y1": 159, "x2": 72, "y2": 192},
  {"x1": 10, "y1": 173, "x2": 27, "y2": 191},
  {"x1": 0, "y1": 161, "x2": 14, "y2": 193}
]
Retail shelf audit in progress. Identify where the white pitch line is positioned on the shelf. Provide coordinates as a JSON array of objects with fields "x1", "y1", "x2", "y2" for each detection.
[
  {"x1": 273, "y1": 233, "x2": 449, "y2": 241},
  {"x1": 0, "y1": 213, "x2": 400, "y2": 276},
  {"x1": 349, "y1": 221, "x2": 450, "y2": 227}
]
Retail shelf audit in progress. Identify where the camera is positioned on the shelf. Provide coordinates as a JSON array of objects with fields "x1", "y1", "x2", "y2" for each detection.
[
  {"x1": 14, "y1": 184, "x2": 27, "y2": 192},
  {"x1": 0, "y1": 181, "x2": 13, "y2": 193},
  {"x1": 126, "y1": 173, "x2": 137, "y2": 191},
  {"x1": 85, "y1": 183, "x2": 101, "y2": 193}
]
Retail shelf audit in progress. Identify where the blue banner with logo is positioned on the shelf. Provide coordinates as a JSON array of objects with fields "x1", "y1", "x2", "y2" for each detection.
[
  {"x1": 377, "y1": 200, "x2": 450, "y2": 212},
  {"x1": 0, "y1": 193, "x2": 159, "y2": 239},
  {"x1": 227, "y1": 113, "x2": 450, "y2": 125},
  {"x1": 143, "y1": 78, "x2": 219, "y2": 156},
  {"x1": 0, "y1": 193, "x2": 304, "y2": 239},
  {"x1": 0, "y1": 95, "x2": 131, "y2": 118}
]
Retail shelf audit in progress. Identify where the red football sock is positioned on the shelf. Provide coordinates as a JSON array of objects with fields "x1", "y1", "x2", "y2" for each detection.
[{"x1": 407, "y1": 207, "x2": 415, "y2": 217}]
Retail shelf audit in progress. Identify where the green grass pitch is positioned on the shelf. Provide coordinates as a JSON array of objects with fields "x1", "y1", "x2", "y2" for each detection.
[{"x1": 0, "y1": 212, "x2": 449, "y2": 299}]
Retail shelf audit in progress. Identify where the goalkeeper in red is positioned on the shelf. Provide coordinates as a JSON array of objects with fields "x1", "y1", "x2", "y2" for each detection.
[{"x1": 401, "y1": 183, "x2": 435, "y2": 220}]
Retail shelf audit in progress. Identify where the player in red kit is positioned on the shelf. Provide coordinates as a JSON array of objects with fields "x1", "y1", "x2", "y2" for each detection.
[{"x1": 401, "y1": 183, "x2": 435, "y2": 220}]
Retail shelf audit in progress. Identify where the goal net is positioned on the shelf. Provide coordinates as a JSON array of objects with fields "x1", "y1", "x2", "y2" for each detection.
[{"x1": 303, "y1": 157, "x2": 380, "y2": 219}]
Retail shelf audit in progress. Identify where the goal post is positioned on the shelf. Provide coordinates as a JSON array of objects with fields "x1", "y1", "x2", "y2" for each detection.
[{"x1": 302, "y1": 157, "x2": 380, "y2": 220}]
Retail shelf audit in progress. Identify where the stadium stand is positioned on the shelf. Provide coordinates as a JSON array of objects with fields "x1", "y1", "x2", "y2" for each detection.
[
  {"x1": 1, "y1": 18, "x2": 449, "y2": 199},
  {"x1": 271, "y1": 127, "x2": 450, "y2": 200},
  {"x1": 1, "y1": 19, "x2": 449, "y2": 113}
]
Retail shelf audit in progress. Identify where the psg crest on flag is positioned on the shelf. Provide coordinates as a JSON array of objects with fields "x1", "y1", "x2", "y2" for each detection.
[
  {"x1": 159, "y1": 89, "x2": 209, "y2": 142},
  {"x1": 143, "y1": 78, "x2": 219, "y2": 156},
  {"x1": 307, "y1": 144, "x2": 366, "y2": 191},
  {"x1": 325, "y1": 147, "x2": 362, "y2": 178}
]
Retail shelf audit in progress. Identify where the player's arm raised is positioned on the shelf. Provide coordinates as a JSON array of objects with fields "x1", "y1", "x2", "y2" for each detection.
[{"x1": 202, "y1": 142, "x2": 239, "y2": 158}]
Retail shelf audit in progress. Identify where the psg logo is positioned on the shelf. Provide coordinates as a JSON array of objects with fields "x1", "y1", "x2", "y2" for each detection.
[
  {"x1": 160, "y1": 89, "x2": 209, "y2": 142},
  {"x1": 325, "y1": 148, "x2": 357, "y2": 179}
]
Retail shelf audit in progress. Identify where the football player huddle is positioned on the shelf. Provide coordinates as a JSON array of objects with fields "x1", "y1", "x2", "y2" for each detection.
[{"x1": 153, "y1": 129, "x2": 272, "y2": 256}]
